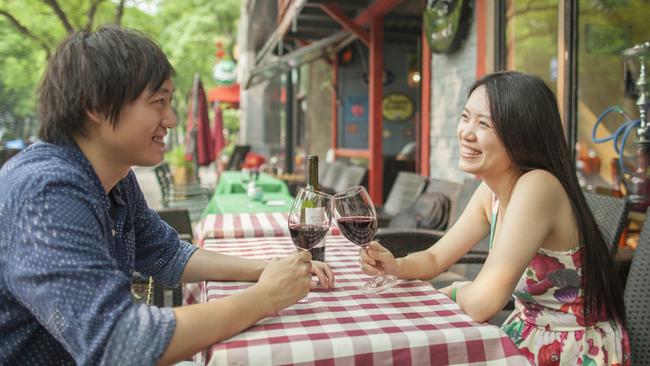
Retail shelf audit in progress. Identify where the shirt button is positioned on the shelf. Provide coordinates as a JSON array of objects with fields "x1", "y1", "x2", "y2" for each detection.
[{"x1": 112, "y1": 229, "x2": 116, "y2": 236}]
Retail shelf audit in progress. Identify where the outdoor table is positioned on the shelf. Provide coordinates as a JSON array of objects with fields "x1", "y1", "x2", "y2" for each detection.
[
  {"x1": 216, "y1": 171, "x2": 291, "y2": 195},
  {"x1": 196, "y1": 212, "x2": 340, "y2": 241},
  {"x1": 202, "y1": 192, "x2": 294, "y2": 215},
  {"x1": 192, "y1": 236, "x2": 526, "y2": 365}
]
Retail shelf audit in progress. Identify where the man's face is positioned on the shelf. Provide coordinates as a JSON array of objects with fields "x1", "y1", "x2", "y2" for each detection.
[{"x1": 99, "y1": 79, "x2": 176, "y2": 169}]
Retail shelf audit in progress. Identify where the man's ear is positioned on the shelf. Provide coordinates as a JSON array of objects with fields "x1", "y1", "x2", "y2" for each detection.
[{"x1": 85, "y1": 110, "x2": 106, "y2": 125}]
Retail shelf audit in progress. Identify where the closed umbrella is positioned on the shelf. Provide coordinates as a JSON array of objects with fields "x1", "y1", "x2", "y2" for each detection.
[
  {"x1": 185, "y1": 74, "x2": 214, "y2": 173},
  {"x1": 212, "y1": 102, "x2": 226, "y2": 161}
]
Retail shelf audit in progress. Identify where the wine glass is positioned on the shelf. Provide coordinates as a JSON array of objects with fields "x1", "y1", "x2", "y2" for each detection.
[
  {"x1": 288, "y1": 188, "x2": 332, "y2": 253},
  {"x1": 288, "y1": 187, "x2": 332, "y2": 300},
  {"x1": 333, "y1": 186, "x2": 396, "y2": 293}
]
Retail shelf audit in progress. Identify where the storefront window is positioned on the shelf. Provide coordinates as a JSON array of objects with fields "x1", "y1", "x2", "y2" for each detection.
[
  {"x1": 576, "y1": 0, "x2": 649, "y2": 191},
  {"x1": 505, "y1": 0, "x2": 559, "y2": 93}
]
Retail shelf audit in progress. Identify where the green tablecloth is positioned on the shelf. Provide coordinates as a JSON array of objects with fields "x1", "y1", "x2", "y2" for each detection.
[
  {"x1": 202, "y1": 192, "x2": 294, "y2": 215},
  {"x1": 215, "y1": 171, "x2": 291, "y2": 195},
  {"x1": 201, "y1": 171, "x2": 295, "y2": 215}
]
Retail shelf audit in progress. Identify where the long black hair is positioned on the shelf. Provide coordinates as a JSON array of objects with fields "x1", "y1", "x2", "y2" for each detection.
[{"x1": 469, "y1": 71, "x2": 625, "y2": 326}]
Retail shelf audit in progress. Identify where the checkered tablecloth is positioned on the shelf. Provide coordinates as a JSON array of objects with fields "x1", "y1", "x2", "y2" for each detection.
[
  {"x1": 196, "y1": 212, "x2": 340, "y2": 241},
  {"x1": 197, "y1": 236, "x2": 526, "y2": 365}
]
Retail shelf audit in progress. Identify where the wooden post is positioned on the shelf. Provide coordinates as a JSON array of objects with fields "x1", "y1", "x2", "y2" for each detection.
[
  {"x1": 420, "y1": 28, "x2": 431, "y2": 177},
  {"x1": 369, "y1": 15, "x2": 384, "y2": 205}
]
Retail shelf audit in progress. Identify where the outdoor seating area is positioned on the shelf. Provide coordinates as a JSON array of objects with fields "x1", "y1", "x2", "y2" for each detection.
[{"x1": 2, "y1": 1, "x2": 650, "y2": 364}]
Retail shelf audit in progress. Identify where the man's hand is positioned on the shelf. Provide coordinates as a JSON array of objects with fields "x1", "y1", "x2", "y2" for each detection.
[
  {"x1": 253, "y1": 251, "x2": 312, "y2": 313},
  {"x1": 310, "y1": 261, "x2": 335, "y2": 289}
]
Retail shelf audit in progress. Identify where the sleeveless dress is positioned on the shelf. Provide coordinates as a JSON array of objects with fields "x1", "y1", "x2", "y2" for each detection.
[{"x1": 488, "y1": 197, "x2": 630, "y2": 365}]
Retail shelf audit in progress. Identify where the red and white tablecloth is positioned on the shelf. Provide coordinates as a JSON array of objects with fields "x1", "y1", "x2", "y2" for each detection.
[
  {"x1": 194, "y1": 236, "x2": 526, "y2": 365},
  {"x1": 196, "y1": 212, "x2": 340, "y2": 241}
]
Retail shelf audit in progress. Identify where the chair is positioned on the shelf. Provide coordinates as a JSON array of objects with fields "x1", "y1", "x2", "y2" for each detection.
[
  {"x1": 375, "y1": 177, "x2": 482, "y2": 259},
  {"x1": 376, "y1": 172, "x2": 428, "y2": 227},
  {"x1": 132, "y1": 209, "x2": 194, "y2": 307},
  {"x1": 320, "y1": 161, "x2": 345, "y2": 192},
  {"x1": 329, "y1": 165, "x2": 367, "y2": 194},
  {"x1": 318, "y1": 161, "x2": 331, "y2": 181},
  {"x1": 226, "y1": 145, "x2": 250, "y2": 171},
  {"x1": 624, "y1": 207, "x2": 650, "y2": 363},
  {"x1": 583, "y1": 191, "x2": 630, "y2": 255},
  {"x1": 153, "y1": 162, "x2": 211, "y2": 222}
]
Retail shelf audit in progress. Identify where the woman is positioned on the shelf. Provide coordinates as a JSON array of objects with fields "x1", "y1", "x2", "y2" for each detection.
[{"x1": 361, "y1": 71, "x2": 629, "y2": 365}]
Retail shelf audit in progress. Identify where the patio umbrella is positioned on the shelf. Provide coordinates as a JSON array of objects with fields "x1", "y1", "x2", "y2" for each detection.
[
  {"x1": 185, "y1": 74, "x2": 214, "y2": 170},
  {"x1": 212, "y1": 102, "x2": 226, "y2": 161}
]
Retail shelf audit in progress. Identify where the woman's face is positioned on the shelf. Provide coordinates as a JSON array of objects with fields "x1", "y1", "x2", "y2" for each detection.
[{"x1": 456, "y1": 86, "x2": 514, "y2": 178}]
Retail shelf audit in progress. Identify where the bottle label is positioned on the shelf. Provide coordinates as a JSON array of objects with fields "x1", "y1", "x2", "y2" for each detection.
[{"x1": 304, "y1": 207, "x2": 325, "y2": 225}]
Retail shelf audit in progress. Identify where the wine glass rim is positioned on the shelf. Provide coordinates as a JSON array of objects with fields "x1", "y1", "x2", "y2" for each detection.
[
  {"x1": 333, "y1": 185, "x2": 368, "y2": 199},
  {"x1": 298, "y1": 187, "x2": 332, "y2": 199}
]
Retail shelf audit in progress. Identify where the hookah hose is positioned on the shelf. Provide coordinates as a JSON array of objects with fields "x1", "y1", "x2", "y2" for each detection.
[{"x1": 591, "y1": 106, "x2": 641, "y2": 176}]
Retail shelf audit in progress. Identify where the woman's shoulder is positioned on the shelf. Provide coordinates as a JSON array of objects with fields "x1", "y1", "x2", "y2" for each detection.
[{"x1": 515, "y1": 170, "x2": 564, "y2": 195}]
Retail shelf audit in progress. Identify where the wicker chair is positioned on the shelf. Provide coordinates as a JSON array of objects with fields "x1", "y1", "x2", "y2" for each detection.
[
  {"x1": 375, "y1": 172, "x2": 428, "y2": 227},
  {"x1": 225, "y1": 145, "x2": 250, "y2": 171},
  {"x1": 132, "y1": 209, "x2": 194, "y2": 307},
  {"x1": 320, "y1": 161, "x2": 345, "y2": 193},
  {"x1": 624, "y1": 207, "x2": 650, "y2": 363},
  {"x1": 326, "y1": 165, "x2": 367, "y2": 194},
  {"x1": 375, "y1": 177, "x2": 483, "y2": 260},
  {"x1": 583, "y1": 191, "x2": 630, "y2": 255}
]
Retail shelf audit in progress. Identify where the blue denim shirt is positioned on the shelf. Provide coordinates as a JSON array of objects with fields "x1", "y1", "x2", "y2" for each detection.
[{"x1": 0, "y1": 141, "x2": 197, "y2": 365}]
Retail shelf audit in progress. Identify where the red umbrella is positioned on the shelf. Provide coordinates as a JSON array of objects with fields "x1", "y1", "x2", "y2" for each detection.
[
  {"x1": 185, "y1": 75, "x2": 214, "y2": 167},
  {"x1": 212, "y1": 103, "x2": 226, "y2": 161}
]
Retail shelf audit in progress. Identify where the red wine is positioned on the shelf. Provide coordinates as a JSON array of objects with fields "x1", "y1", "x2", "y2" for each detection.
[
  {"x1": 336, "y1": 216, "x2": 377, "y2": 246},
  {"x1": 289, "y1": 224, "x2": 329, "y2": 251}
]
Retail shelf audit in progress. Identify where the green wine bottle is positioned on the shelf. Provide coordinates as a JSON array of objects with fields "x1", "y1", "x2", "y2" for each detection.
[{"x1": 303, "y1": 155, "x2": 326, "y2": 261}]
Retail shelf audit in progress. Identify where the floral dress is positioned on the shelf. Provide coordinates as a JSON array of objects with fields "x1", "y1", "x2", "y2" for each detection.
[{"x1": 490, "y1": 198, "x2": 630, "y2": 365}]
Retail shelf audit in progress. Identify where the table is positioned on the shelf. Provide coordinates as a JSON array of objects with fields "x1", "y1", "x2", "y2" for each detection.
[
  {"x1": 198, "y1": 236, "x2": 526, "y2": 365},
  {"x1": 197, "y1": 212, "x2": 340, "y2": 241},
  {"x1": 216, "y1": 171, "x2": 291, "y2": 195},
  {"x1": 202, "y1": 192, "x2": 294, "y2": 215}
]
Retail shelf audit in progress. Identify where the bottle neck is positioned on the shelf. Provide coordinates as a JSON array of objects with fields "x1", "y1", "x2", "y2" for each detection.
[{"x1": 306, "y1": 159, "x2": 319, "y2": 191}]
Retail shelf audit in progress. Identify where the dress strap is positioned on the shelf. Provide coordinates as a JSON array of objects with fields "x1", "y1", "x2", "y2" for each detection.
[{"x1": 489, "y1": 195, "x2": 499, "y2": 251}]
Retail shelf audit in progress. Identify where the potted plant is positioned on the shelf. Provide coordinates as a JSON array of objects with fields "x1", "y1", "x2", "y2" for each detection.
[{"x1": 164, "y1": 146, "x2": 195, "y2": 184}]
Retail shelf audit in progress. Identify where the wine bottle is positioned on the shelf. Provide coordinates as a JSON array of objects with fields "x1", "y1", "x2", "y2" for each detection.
[{"x1": 303, "y1": 155, "x2": 326, "y2": 262}]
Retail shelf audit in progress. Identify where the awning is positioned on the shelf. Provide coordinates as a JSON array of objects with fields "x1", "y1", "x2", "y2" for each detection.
[
  {"x1": 243, "y1": 0, "x2": 421, "y2": 89},
  {"x1": 207, "y1": 84, "x2": 240, "y2": 104},
  {"x1": 245, "y1": 31, "x2": 354, "y2": 88}
]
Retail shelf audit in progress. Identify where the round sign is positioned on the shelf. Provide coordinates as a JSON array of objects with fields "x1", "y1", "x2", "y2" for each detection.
[
  {"x1": 382, "y1": 93, "x2": 414, "y2": 122},
  {"x1": 212, "y1": 60, "x2": 237, "y2": 85}
]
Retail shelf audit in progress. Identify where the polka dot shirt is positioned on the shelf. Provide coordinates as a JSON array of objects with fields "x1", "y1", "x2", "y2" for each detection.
[{"x1": 0, "y1": 141, "x2": 197, "y2": 365}]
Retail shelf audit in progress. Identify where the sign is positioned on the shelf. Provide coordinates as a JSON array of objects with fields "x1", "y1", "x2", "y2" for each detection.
[
  {"x1": 382, "y1": 93, "x2": 414, "y2": 122},
  {"x1": 212, "y1": 60, "x2": 237, "y2": 85},
  {"x1": 423, "y1": 0, "x2": 472, "y2": 54}
]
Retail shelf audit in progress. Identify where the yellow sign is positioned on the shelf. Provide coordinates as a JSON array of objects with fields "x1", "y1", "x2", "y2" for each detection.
[{"x1": 382, "y1": 93, "x2": 414, "y2": 122}]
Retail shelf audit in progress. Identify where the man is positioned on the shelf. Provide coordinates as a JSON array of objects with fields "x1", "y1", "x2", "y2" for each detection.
[{"x1": 0, "y1": 25, "x2": 334, "y2": 365}]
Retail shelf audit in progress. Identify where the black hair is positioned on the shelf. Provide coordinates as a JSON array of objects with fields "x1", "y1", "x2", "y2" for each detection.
[
  {"x1": 37, "y1": 25, "x2": 175, "y2": 143},
  {"x1": 469, "y1": 71, "x2": 625, "y2": 326}
]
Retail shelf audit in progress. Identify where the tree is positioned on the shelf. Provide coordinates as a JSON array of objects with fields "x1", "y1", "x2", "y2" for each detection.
[{"x1": 0, "y1": 0, "x2": 240, "y2": 141}]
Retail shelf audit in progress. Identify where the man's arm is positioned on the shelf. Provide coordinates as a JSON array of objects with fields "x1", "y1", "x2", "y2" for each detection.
[
  {"x1": 180, "y1": 249, "x2": 266, "y2": 283},
  {"x1": 159, "y1": 251, "x2": 313, "y2": 365}
]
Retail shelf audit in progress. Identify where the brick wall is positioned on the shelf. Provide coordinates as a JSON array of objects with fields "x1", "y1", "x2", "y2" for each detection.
[{"x1": 428, "y1": 9, "x2": 477, "y2": 183}]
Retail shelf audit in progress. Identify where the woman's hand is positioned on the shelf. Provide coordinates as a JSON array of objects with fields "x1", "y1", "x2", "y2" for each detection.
[
  {"x1": 310, "y1": 260, "x2": 335, "y2": 289},
  {"x1": 359, "y1": 241, "x2": 399, "y2": 277}
]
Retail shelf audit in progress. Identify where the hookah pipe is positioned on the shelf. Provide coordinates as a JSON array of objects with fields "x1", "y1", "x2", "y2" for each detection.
[
  {"x1": 592, "y1": 42, "x2": 650, "y2": 211},
  {"x1": 591, "y1": 106, "x2": 639, "y2": 182}
]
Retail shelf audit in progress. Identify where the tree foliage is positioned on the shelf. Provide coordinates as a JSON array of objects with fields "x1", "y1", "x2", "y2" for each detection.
[{"x1": 0, "y1": 0, "x2": 240, "y2": 140}]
